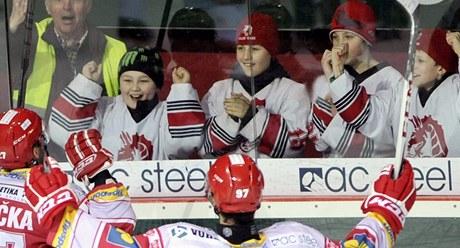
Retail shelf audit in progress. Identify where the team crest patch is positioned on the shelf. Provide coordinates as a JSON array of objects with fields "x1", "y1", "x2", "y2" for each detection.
[
  {"x1": 118, "y1": 132, "x2": 153, "y2": 160},
  {"x1": 407, "y1": 115, "x2": 448, "y2": 157},
  {"x1": 342, "y1": 233, "x2": 375, "y2": 248},
  {"x1": 103, "y1": 226, "x2": 138, "y2": 247}
]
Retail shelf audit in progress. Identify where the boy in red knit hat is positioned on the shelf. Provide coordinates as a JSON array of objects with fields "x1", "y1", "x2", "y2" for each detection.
[
  {"x1": 308, "y1": 0, "x2": 405, "y2": 158},
  {"x1": 200, "y1": 13, "x2": 310, "y2": 159},
  {"x1": 326, "y1": 27, "x2": 460, "y2": 158}
]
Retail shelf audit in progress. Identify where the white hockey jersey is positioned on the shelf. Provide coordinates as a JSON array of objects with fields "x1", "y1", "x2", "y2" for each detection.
[
  {"x1": 200, "y1": 77, "x2": 310, "y2": 158},
  {"x1": 0, "y1": 166, "x2": 136, "y2": 247},
  {"x1": 45, "y1": 208, "x2": 394, "y2": 247},
  {"x1": 49, "y1": 74, "x2": 205, "y2": 160},
  {"x1": 329, "y1": 62, "x2": 460, "y2": 157},
  {"x1": 308, "y1": 63, "x2": 404, "y2": 158}
]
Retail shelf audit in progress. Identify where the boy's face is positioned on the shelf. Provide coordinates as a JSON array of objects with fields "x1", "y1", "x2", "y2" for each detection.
[
  {"x1": 45, "y1": 0, "x2": 91, "y2": 38},
  {"x1": 331, "y1": 31, "x2": 367, "y2": 68},
  {"x1": 120, "y1": 71, "x2": 157, "y2": 109},
  {"x1": 236, "y1": 45, "x2": 271, "y2": 77},
  {"x1": 413, "y1": 50, "x2": 444, "y2": 90}
]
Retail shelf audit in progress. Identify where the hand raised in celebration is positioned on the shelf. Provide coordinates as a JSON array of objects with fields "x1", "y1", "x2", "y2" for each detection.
[
  {"x1": 9, "y1": 0, "x2": 28, "y2": 33},
  {"x1": 82, "y1": 61, "x2": 102, "y2": 82},
  {"x1": 172, "y1": 66, "x2": 190, "y2": 84}
]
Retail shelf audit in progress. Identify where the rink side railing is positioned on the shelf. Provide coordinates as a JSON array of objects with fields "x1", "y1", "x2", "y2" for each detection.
[{"x1": 60, "y1": 158, "x2": 460, "y2": 219}]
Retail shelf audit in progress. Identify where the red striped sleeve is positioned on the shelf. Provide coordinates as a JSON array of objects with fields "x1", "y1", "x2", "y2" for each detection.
[
  {"x1": 168, "y1": 111, "x2": 205, "y2": 127},
  {"x1": 339, "y1": 88, "x2": 369, "y2": 123},
  {"x1": 54, "y1": 96, "x2": 98, "y2": 120},
  {"x1": 258, "y1": 115, "x2": 282, "y2": 155}
]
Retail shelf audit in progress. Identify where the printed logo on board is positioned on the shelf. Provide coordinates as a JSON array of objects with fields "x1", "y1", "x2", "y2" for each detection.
[
  {"x1": 298, "y1": 166, "x2": 371, "y2": 193},
  {"x1": 299, "y1": 168, "x2": 324, "y2": 192}
]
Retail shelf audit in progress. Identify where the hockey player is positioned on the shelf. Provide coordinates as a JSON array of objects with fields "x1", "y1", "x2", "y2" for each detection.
[
  {"x1": 49, "y1": 46, "x2": 205, "y2": 160},
  {"x1": 24, "y1": 153, "x2": 415, "y2": 247},
  {"x1": 308, "y1": 0, "x2": 405, "y2": 158},
  {"x1": 327, "y1": 27, "x2": 460, "y2": 157},
  {"x1": 0, "y1": 108, "x2": 135, "y2": 247},
  {"x1": 200, "y1": 13, "x2": 310, "y2": 159}
]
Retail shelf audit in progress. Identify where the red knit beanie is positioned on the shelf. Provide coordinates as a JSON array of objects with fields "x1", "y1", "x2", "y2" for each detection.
[
  {"x1": 236, "y1": 13, "x2": 279, "y2": 57},
  {"x1": 417, "y1": 28, "x2": 458, "y2": 73},
  {"x1": 330, "y1": 0, "x2": 376, "y2": 45}
]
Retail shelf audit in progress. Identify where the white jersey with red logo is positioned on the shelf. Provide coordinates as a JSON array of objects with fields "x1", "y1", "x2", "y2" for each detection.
[
  {"x1": 49, "y1": 74, "x2": 205, "y2": 160},
  {"x1": 200, "y1": 77, "x2": 310, "y2": 158},
  {"x1": 0, "y1": 167, "x2": 136, "y2": 247},
  {"x1": 45, "y1": 207, "x2": 394, "y2": 247},
  {"x1": 329, "y1": 62, "x2": 460, "y2": 157},
  {"x1": 308, "y1": 63, "x2": 403, "y2": 158}
]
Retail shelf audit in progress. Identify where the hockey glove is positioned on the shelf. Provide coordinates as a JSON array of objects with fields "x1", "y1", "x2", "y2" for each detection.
[
  {"x1": 24, "y1": 157, "x2": 78, "y2": 228},
  {"x1": 65, "y1": 129, "x2": 114, "y2": 185},
  {"x1": 361, "y1": 160, "x2": 416, "y2": 235}
]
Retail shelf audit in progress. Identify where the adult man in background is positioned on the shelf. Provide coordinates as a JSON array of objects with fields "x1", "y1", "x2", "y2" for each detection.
[{"x1": 8, "y1": 0, "x2": 126, "y2": 159}]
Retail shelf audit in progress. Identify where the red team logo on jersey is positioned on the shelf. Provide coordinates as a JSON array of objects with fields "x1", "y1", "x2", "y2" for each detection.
[
  {"x1": 407, "y1": 115, "x2": 448, "y2": 157},
  {"x1": 118, "y1": 132, "x2": 153, "y2": 160}
]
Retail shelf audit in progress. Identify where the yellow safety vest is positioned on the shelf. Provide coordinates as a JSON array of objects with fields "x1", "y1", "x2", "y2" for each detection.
[{"x1": 13, "y1": 18, "x2": 126, "y2": 117}]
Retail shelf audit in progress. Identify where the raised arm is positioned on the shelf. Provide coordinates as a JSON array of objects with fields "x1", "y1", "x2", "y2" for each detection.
[
  {"x1": 339, "y1": 160, "x2": 416, "y2": 247},
  {"x1": 48, "y1": 61, "x2": 103, "y2": 147},
  {"x1": 162, "y1": 66, "x2": 206, "y2": 158}
]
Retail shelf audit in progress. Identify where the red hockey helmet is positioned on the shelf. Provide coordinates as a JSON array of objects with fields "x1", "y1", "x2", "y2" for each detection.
[
  {"x1": 207, "y1": 154, "x2": 264, "y2": 213},
  {"x1": 0, "y1": 108, "x2": 48, "y2": 169}
]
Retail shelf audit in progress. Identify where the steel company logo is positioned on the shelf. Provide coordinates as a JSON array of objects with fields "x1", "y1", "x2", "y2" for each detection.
[
  {"x1": 299, "y1": 168, "x2": 324, "y2": 192},
  {"x1": 298, "y1": 166, "x2": 370, "y2": 193}
]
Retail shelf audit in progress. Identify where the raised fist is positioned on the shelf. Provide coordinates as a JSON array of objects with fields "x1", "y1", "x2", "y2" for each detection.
[
  {"x1": 361, "y1": 160, "x2": 416, "y2": 235},
  {"x1": 172, "y1": 66, "x2": 190, "y2": 84},
  {"x1": 24, "y1": 157, "x2": 78, "y2": 228},
  {"x1": 82, "y1": 61, "x2": 102, "y2": 82},
  {"x1": 65, "y1": 129, "x2": 113, "y2": 185}
]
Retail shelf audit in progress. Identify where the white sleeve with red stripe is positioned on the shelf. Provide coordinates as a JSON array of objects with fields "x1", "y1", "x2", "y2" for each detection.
[
  {"x1": 200, "y1": 79, "x2": 309, "y2": 158},
  {"x1": 200, "y1": 115, "x2": 242, "y2": 157},
  {"x1": 238, "y1": 107, "x2": 309, "y2": 158},
  {"x1": 240, "y1": 81, "x2": 309, "y2": 158},
  {"x1": 307, "y1": 97, "x2": 334, "y2": 153},
  {"x1": 163, "y1": 83, "x2": 206, "y2": 159},
  {"x1": 329, "y1": 71, "x2": 400, "y2": 148},
  {"x1": 49, "y1": 74, "x2": 102, "y2": 147},
  {"x1": 199, "y1": 86, "x2": 245, "y2": 157}
]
